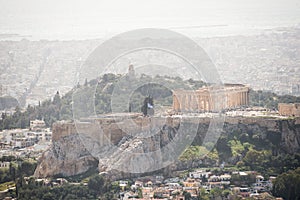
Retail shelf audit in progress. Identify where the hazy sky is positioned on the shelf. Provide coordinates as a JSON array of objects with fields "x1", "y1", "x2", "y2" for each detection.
[{"x1": 0, "y1": 0, "x2": 300, "y2": 39}]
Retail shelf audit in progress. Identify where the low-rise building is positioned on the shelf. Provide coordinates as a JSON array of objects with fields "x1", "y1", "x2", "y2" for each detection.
[
  {"x1": 0, "y1": 161, "x2": 9, "y2": 168},
  {"x1": 30, "y1": 119, "x2": 46, "y2": 131}
]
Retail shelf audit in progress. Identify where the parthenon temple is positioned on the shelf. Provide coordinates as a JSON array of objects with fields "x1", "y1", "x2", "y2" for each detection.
[{"x1": 173, "y1": 84, "x2": 249, "y2": 112}]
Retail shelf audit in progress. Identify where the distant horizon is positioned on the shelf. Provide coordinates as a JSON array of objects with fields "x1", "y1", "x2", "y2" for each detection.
[
  {"x1": 0, "y1": 24, "x2": 299, "y2": 42},
  {"x1": 0, "y1": 0, "x2": 300, "y2": 40}
]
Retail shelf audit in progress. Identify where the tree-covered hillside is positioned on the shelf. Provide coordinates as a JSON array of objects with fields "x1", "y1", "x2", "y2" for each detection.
[
  {"x1": 249, "y1": 89, "x2": 300, "y2": 109},
  {"x1": 0, "y1": 74, "x2": 205, "y2": 130},
  {"x1": 0, "y1": 96, "x2": 19, "y2": 110}
]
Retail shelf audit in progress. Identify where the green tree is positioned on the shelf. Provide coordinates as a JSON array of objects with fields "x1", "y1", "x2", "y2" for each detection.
[
  {"x1": 53, "y1": 91, "x2": 61, "y2": 108},
  {"x1": 183, "y1": 191, "x2": 192, "y2": 200},
  {"x1": 272, "y1": 167, "x2": 300, "y2": 200},
  {"x1": 19, "y1": 160, "x2": 37, "y2": 177},
  {"x1": 137, "y1": 188, "x2": 143, "y2": 198},
  {"x1": 88, "y1": 175, "x2": 105, "y2": 194},
  {"x1": 222, "y1": 189, "x2": 232, "y2": 199},
  {"x1": 198, "y1": 188, "x2": 209, "y2": 200},
  {"x1": 243, "y1": 149, "x2": 269, "y2": 171},
  {"x1": 216, "y1": 135, "x2": 232, "y2": 162},
  {"x1": 84, "y1": 78, "x2": 88, "y2": 86},
  {"x1": 210, "y1": 187, "x2": 223, "y2": 199}
]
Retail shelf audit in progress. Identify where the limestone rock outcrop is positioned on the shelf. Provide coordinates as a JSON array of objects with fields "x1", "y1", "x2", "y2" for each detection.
[
  {"x1": 34, "y1": 116, "x2": 300, "y2": 179},
  {"x1": 34, "y1": 133, "x2": 98, "y2": 177},
  {"x1": 280, "y1": 119, "x2": 300, "y2": 154}
]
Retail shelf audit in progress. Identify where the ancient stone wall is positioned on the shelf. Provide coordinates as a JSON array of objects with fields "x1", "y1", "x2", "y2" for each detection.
[
  {"x1": 51, "y1": 114, "x2": 181, "y2": 144},
  {"x1": 52, "y1": 121, "x2": 76, "y2": 141},
  {"x1": 278, "y1": 103, "x2": 300, "y2": 117}
]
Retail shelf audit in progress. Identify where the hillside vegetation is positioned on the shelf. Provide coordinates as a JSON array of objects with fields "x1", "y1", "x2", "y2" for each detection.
[{"x1": 0, "y1": 73, "x2": 299, "y2": 131}]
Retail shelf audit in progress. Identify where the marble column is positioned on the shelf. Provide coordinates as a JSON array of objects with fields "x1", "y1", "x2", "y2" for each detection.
[
  {"x1": 227, "y1": 93, "x2": 230, "y2": 108},
  {"x1": 186, "y1": 94, "x2": 191, "y2": 111},
  {"x1": 231, "y1": 93, "x2": 234, "y2": 108},
  {"x1": 211, "y1": 96, "x2": 215, "y2": 111},
  {"x1": 241, "y1": 92, "x2": 244, "y2": 105},
  {"x1": 201, "y1": 96, "x2": 205, "y2": 111},
  {"x1": 181, "y1": 94, "x2": 184, "y2": 111},
  {"x1": 191, "y1": 94, "x2": 197, "y2": 111},
  {"x1": 204, "y1": 96, "x2": 208, "y2": 111},
  {"x1": 235, "y1": 92, "x2": 238, "y2": 107},
  {"x1": 243, "y1": 91, "x2": 246, "y2": 105},
  {"x1": 185, "y1": 94, "x2": 190, "y2": 111},
  {"x1": 173, "y1": 94, "x2": 178, "y2": 111},
  {"x1": 202, "y1": 96, "x2": 205, "y2": 111},
  {"x1": 208, "y1": 96, "x2": 212, "y2": 111},
  {"x1": 175, "y1": 94, "x2": 179, "y2": 111},
  {"x1": 197, "y1": 95, "x2": 201, "y2": 111}
]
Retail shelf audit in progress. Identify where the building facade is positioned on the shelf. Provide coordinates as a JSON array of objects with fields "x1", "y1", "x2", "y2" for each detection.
[{"x1": 173, "y1": 84, "x2": 249, "y2": 112}]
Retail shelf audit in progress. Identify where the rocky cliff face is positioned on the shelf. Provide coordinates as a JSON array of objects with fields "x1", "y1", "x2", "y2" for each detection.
[
  {"x1": 34, "y1": 133, "x2": 98, "y2": 177},
  {"x1": 279, "y1": 119, "x2": 300, "y2": 154},
  {"x1": 34, "y1": 116, "x2": 300, "y2": 179}
]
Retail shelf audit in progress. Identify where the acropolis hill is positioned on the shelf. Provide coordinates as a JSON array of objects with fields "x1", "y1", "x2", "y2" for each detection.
[
  {"x1": 35, "y1": 108, "x2": 300, "y2": 178},
  {"x1": 29, "y1": 68, "x2": 300, "y2": 179},
  {"x1": 32, "y1": 73, "x2": 300, "y2": 178},
  {"x1": 33, "y1": 69, "x2": 300, "y2": 178}
]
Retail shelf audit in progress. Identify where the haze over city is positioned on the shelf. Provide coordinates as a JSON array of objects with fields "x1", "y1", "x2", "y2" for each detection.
[
  {"x1": 0, "y1": 0, "x2": 300, "y2": 40},
  {"x1": 0, "y1": 1, "x2": 300, "y2": 200}
]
